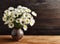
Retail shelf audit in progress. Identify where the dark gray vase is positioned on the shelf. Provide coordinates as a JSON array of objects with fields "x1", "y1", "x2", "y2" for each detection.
[{"x1": 11, "y1": 28, "x2": 24, "y2": 41}]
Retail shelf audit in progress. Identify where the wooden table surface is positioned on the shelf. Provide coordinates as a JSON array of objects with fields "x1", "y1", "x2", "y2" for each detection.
[{"x1": 0, "y1": 35, "x2": 60, "y2": 44}]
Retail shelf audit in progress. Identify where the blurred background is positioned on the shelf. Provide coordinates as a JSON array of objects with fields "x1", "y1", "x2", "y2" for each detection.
[{"x1": 0, "y1": 0, "x2": 60, "y2": 35}]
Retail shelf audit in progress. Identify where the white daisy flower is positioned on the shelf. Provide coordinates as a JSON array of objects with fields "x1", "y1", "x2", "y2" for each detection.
[
  {"x1": 3, "y1": 13, "x2": 7, "y2": 18},
  {"x1": 8, "y1": 11, "x2": 12, "y2": 16},
  {"x1": 8, "y1": 7, "x2": 14, "y2": 11},
  {"x1": 23, "y1": 25, "x2": 28, "y2": 31},
  {"x1": 20, "y1": 9, "x2": 25, "y2": 13},
  {"x1": 8, "y1": 23, "x2": 14, "y2": 28},
  {"x1": 16, "y1": 9, "x2": 21, "y2": 13},
  {"x1": 27, "y1": 14, "x2": 33, "y2": 19},
  {"x1": 10, "y1": 11, "x2": 15, "y2": 17},
  {"x1": 17, "y1": 5, "x2": 22, "y2": 9},
  {"x1": 15, "y1": 9, "x2": 22, "y2": 15},
  {"x1": 15, "y1": 9, "x2": 21, "y2": 13},
  {"x1": 4, "y1": 21, "x2": 9, "y2": 24},
  {"x1": 23, "y1": 13, "x2": 27, "y2": 17},
  {"x1": 2, "y1": 16, "x2": 7, "y2": 21},
  {"x1": 32, "y1": 11, "x2": 37, "y2": 16},
  {"x1": 24, "y1": 18, "x2": 30, "y2": 24},
  {"x1": 9, "y1": 17, "x2": 14, "y2": 22},
  {"x1": 4, "y1": 10, "x2": 9, "y2": 16},
  {"x1": 22, "y1": 7, "x2": 28, "y2": 10},
  {"x1": 20, "y1": 17, "x2": 26, "y2": 25},
  {"x1": 25, "y1": 9, "x2": 31, "y2": 12},
  {"x1": 22, "y1": 7, "x2": 31, "y2": 12},
  {"x1": 11, "y1": 11, "x2": 19, "y2": 18},
  {"x1": 30, "y1": 18, "x2": 35, "y2": 26},
  {"x1": 23, "y1": 13, "x2": 31, "y2": 17},
  {"x1": 4, "y1": 10, "x2": 8, "y2": 13},
  {"x1": 5, "y1": 10, "x2": 12, "y2": 16},
  {"x1": 12, "y1": 14, "x2": 16, "y2": 18},
  {"x1": 16, "y1": 18, "x2": 20, "y2": 23},
  {"x1": 15, "y1": 14, "x2": 19, "y2": 17}
]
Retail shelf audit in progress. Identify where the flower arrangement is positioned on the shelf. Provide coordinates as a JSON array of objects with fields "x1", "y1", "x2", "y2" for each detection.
[{"x1": 2, "y1": 5, "x2": 37, "y2": 31}]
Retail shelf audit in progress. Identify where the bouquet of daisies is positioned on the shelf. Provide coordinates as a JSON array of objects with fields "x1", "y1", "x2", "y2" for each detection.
[{"x1": 2, "y1": 5, "x2": 37, "y2": 31}]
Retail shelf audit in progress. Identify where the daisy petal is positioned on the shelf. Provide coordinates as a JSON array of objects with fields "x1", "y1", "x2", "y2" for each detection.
[
  {"x1": 32, "y1": 11, "x2": 37, "y2": 16},
  {"x1": 23, "y1": 25, "x2": 28, "y2": 31}
]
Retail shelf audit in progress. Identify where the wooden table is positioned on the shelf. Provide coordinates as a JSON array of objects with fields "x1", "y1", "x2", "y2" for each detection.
[{"x1": 0, "y1": 35, "x2": 60, "y2": 44}]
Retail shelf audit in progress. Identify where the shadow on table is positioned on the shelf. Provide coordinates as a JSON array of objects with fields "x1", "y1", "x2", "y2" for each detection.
[{"x1": 0, "y1": 37, "x2": 19, "y2": 42}]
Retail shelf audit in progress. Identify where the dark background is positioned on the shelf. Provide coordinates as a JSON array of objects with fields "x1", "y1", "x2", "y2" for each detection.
[{"x1": 0, "y1": 0, "x2": 60, "y2": 35}]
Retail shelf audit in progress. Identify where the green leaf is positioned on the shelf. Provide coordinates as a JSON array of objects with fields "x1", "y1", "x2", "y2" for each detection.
[{"x1": 14, "y1": 21, "x2": 23, "y2": 29}]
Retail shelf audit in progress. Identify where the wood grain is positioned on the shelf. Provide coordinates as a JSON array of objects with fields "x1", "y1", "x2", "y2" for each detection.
[{"x1": 0, "y1": 35, "x2": 60, "y2": 44}]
